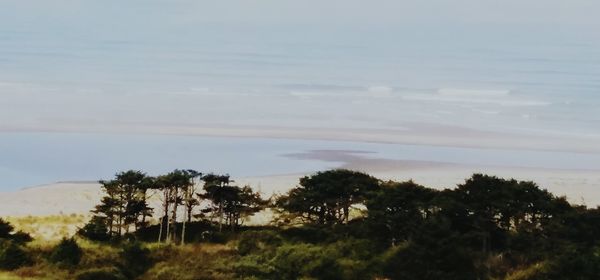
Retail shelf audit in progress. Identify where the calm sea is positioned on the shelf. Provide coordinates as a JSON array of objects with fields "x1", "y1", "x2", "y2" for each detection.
[
  {"x1": 1, "y1": 3, "x2": 599, "y2": 189},
  {"x1": 1, "y1": 132, "x2": 600, "y2": 190}
]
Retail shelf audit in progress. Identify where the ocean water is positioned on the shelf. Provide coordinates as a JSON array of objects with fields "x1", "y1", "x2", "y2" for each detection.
[
  {"x1": 0, "y1": 3, "x2": 599, "y2": 138},
  {"x1": 1, "y1": 132, "x2": 600, "y2": 191},
  {"x1": 0, "y1": 3, "x2": 599, "y2": 189}
]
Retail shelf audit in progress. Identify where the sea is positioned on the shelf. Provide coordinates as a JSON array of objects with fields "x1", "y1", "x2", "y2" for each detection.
[{"x1": 0, "y1": 2, "x2": 599, "y2": 189}]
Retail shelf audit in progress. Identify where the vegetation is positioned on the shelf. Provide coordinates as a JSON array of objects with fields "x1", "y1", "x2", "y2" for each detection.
[
  {"x1": 2, "y1": 169, "x2": 600, "y2": 279},
  {"x1": 49, "y1": 238, "x2": 82, "y2": 268}
]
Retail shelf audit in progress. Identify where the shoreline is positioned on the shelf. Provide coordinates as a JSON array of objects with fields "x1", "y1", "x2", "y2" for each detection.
[{"x1": 2, "y1": 151, "x2": 600, "y2": 218}]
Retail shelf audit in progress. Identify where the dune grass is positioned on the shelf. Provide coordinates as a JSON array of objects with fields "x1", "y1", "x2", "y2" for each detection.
[{"x1": 6, "y1": 214, "x2": 88, "y2": 242}]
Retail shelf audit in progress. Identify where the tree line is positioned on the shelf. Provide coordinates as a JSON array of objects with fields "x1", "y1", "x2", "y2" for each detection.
[
  {"x1": 81, "y1": 170, "x2": 267, "y2": 244},
  {"x1": 2, "y1": 168, "x2": 595, "y2": 279}
]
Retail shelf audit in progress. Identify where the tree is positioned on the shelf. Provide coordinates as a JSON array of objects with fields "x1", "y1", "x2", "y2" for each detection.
[
  {"x1": 115, "y1": 170, "x2": 154, "y2": 233},
  {"x1": 377, "y1": 218, "x2": 480, "y2": 280},
  {"x1": 452, "y1": 174, "x2": 571, "y2": 253},
  {"x1": 78, "y1": 216, "x2": 111, "y2": 242},
  {"x1": 223, "y1": 185, "x2": 268, "y2": 231},
  {"x1": 199, "y1": 173, "x2": 233, "y2": 232},
  {"x1": 154, "y1": 169, "x2": 199, "y2": 243},
  {"x1": 91, "y1": 171, "x2": 153, "y2": 239},
  {"x1": 366, "y1": 180, "x2": 438, "y2": 245},
  {"x1": 181, "y1": 170, "x2": 201, "y2": 245},
  {"x1": 276, "y1": 169, "x2": 380, "y2": 225},
  {"x1": 200, "y1": 174, "x2": 267, "y2": 232}
]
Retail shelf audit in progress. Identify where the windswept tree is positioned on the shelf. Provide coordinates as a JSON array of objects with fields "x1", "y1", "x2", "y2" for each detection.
[
  {"x1": 87, "y1": 170, "x2": 153, "y2": 239},
  {"x1": 276, "y1": 169, "x2": 380, "y2": 225},
  {"x1": 366, "y1": 180, "x2": 438, "y2": 245},
  {"x1": 199, "y1": 174, "x2": 266, "y2": 232},
  {"x1": 447, "y1": 174, "x2": 572, "y2": 253},
  {"x1": 116, "y1": 170, "x2": 154, "y2": 233},
  {"x1": 155, "y1": 169, "x2": 200, "y2": 243},
  {"x1": 223, "y1": 185, "x2": 267, "y2": 231},
  {"x1": 181, "y1": 170, "x2": 202, "y2": 244},
  {"x1": 199, "y1": 174, "x2": 233, "y2": 232}
]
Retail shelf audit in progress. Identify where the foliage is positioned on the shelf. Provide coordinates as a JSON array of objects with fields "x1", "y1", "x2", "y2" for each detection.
[
  {"x1": 78, "y1": 216, "x2": 111, "y2": 242},
  {"x1": 7, "y1": 170, "x2": 600, "y2": 279},
  {"x1": 143, "y1": 243, "x2": 235, "y2": 280},
  {"x1": 376, "y1": 219, "x2": 479, "y2": 280},
  {"x1": 276, "y1": 169, "x2": 379, "y2": 225},
  {"x1": 119, "y1": 242, "x2": 152, "y2": 279},
  {"x1": 93, "y1": 170, "x2": 154, "y2": 240},
  {"x1": 75, "y1": 268, "x2": 127, "y2": 280},
  {"x1": 200, "y1": 174, "x2": 268, "y2": 232},
  {"x1": 0, "y1": 240, "x2": 32, "y2": 270},
  {"x1": 366, "y1": 180, "x2": 438, "y2": 245},
  {"x1": 0, "y1": 219, "x2": 32, "y2": 245},
  {"x1": 237, "y1": 230, "x2": 283, "y2": 255},
  {"x1": 49, "y1": 238, "x2": 83, "y2": 268}
]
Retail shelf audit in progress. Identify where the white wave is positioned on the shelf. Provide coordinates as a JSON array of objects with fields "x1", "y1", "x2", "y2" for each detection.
[
  {"x1": 438, "y1": 88, "x2": 511, "y2": 97},
  {"x1": 402, "y1": 94, "x2": 551, "y2": 106},
  {"x1": 401, "y1": 88, "x2": 550, "y2": 107}
]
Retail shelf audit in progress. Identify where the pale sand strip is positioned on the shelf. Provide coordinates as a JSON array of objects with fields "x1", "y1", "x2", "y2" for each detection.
[{"x1": 1, "y1": 151, "x2": 599, "y2": 218}]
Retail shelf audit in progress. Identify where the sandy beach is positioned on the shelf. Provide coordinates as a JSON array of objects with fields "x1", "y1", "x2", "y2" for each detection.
[{"x1": 2, "y1": 149, "x2": 599, "y2": 219}]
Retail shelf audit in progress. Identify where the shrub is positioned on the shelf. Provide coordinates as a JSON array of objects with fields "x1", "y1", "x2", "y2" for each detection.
[
  {"x1": 10, "y1": 231, "x2": 33, "y2": 244},
  {"x1": 270, "y1": 243, "x2": 343, "y2": 280},
  {"x1": 78, "y1": 216, "x2": 111, "y2": 242},
  {"x1": 0, "y1": 219, "x2": 14, "y2": 239},
  {"x1": 521, "y1": 249, "x2": 600, "y2": 280},
  {"x1": 237, "y1": 230, "x2": 283, "y2": 255},
  {"x1": 50, "y1": 238, "x2": 83, "y2": 268},
  {"x1": 75, "y1": 268, "x2": 127, "y2": 280},
  {"x1": 0, "y1": 219, "x2": 32, "y2": 245},
  {"x1": 119, "y1": 242, "x2": 153, "y2": 279},
  {"x1": 0, "y1": 240, "x2": 32, "y2": 270}
]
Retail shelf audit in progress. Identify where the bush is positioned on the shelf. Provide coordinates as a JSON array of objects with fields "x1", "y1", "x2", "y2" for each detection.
[
  {"x1": 50, "y1": 238, "x2": 83, "y2": 268},
  {"x1": 78, "y1": 216, "x2": 111, "y2": 242},
  {"x1": 281, "y1": 226, "x2": 331, "y2": 243},
  {"x1": 0, "y1": 219, "x2": 14, "y2": 239},
  {"x1": 270, "y1": 243, "x2": 343, "y2": 280},
  {"x1": 0, "y1": 240, "x2": 32, "y2": 270},
  {"x1": 521, "y1": 249, "x2": 600, "y2": 280},
  {"x1": 75, "y1": 268, "x2": 127, "y2": 280},
  {"x1": 237, "y1": 230, "x2": 283, "y2": 255},
  {"x1": 119, "y1": 242, "x2": 153, "y2": 279},
  {"x1": 10, "y1": 231, "x2": 33, "y2": 244},
  {"x1": 0, "y1": 219, "x2": 32, "y2": 245}
]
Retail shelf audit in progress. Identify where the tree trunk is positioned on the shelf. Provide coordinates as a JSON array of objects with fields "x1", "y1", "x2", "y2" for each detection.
[
  {"x1": 109, "y1": 216, "x2": 114, "y2": 238},
  {"x1": 218, "y1": 201, "x2": 223, "y2": 232},
  {"x1": 158, "y1": 216, "x2": 164, "y2": 243},
  {"x1": 141, "y1": 189, "x2": 148, "y2": 229},
  {"x1": 181, "y1": 186, "x2": 189, "y2": 245},
  {"x1": 170, "y1": 187, "x2": 179, "y2": 243},
  {"x1": 159, "y1": 189, "x2": 170, "y2": 243}
]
